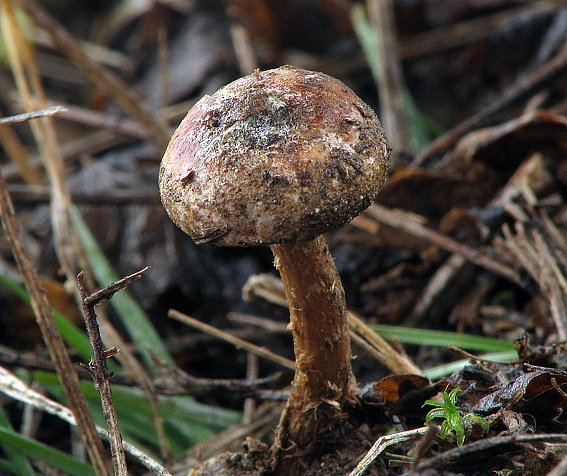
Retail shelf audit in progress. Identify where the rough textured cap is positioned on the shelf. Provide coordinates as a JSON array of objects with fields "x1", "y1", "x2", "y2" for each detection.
[{"x1": 159, "y1": 65, "x2": 391, "y2": 246}]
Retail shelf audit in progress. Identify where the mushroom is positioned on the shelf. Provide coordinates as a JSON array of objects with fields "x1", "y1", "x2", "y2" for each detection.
[{"x1": 159, "y1": 65, "x2": 390, "y2": 470}]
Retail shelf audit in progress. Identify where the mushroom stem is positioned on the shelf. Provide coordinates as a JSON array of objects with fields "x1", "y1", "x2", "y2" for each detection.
[{"x1": 270, "y1": 235, "x2": 354, "y2": 466}]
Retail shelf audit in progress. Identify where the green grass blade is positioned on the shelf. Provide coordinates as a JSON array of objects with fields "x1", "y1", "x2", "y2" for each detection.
[
  {"x1": 351, "y1": 4, "x2": 380, "y2": 84},
  {"x1": 351, "y1": 4, "x2": 441, "y2": 151},
  {"x1": 35, "y1": 371, "x2": 241, "y2": 455},
  {"x1": 0, "y1": 406, "x2": 36, "y2": 476},
  {"x1": 0, "y1": 427, "x2": 95, "y2": 476},
  {"x1": 425, "y1": 351, "x2": 519, "y2": 380},
  {"x1": 0, "y1": 458, "x2": 18, "y2": 474},
  {"x1": 371, "y1": 325, "x2": 516, "y2": 353},
  {"x1": 0, "y1": 274, "x2": 91, "y2": 363},
  {"x1": 69, "y1": 205, "x2": 173, "y2": 369}
]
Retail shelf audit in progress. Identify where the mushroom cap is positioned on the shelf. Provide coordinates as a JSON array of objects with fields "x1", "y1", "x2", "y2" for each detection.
[{"x1": 159, "y1": 65, "x2": 391, "y2": 246}]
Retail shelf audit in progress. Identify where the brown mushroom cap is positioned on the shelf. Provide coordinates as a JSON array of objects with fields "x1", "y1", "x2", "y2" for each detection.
[{"x1": 159, "y1": 65, "x2": 391, "y2": 246}]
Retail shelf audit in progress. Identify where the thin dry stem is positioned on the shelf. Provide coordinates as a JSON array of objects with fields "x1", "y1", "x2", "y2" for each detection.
[
  {"x1": 0, "y1": 114, "x2": 43, "y2": 185},
  {"x1": 413, "y1": 36, "x2": 567, "y2": 167},
  {"x1": 347, "y1": 312, "x2": 423, "y2": 375},
  {"x1": 5, "y1": 4, "x2": 171, "y2": 457},
  {"x1": 407, "y1": 152, "x2": 550, "y2": 323},
  {"x1": 0, "y1": 366, "x2": 172, "y2": 475},
  {"x1": 349, "y1": 426, "x2": 430, "y2": 476},
  {"x1": 502, "y1": 215, "x2": 567, "y2": 341},
  {"x1": 79, "y1": 271, "x2": 148, "y2": 476},
  {"x1": 1, "y1": 0, "x2": 78, "y2": 284}
]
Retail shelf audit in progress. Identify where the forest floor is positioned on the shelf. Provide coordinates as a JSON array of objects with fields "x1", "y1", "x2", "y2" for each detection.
[{"x1": 0, "y1": 1, "x2": 567, "y2": 475}]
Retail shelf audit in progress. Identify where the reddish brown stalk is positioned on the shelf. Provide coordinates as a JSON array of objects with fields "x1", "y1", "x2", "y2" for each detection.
[{"x1": 270, "y1": 236, "x2": 353, "y2": 470}]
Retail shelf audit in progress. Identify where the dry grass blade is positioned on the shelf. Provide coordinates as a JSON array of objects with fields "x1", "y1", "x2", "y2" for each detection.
[
  {"x1": 502, "y1": 215, "x2": 567, "y2": 341},
  {"x1": 0, "y1": 149, "x2": 111, "y2": 475},
  {"x1": 366, "y1": 0, "x2": 411, "y2": 153},
  {"x1": 168, "y1": 309, "x2": 295, "y2": 370},
  {"x1": 348, "y1": 426, "x2": 429, "y2": 476},
  {"x1": 51, "y1": 102, "x2": 150, "y2": 140},
  {"x1": 413, "y1": 36, "x2": 567, "y2": 166},
  {"x1": 4, "y1": 2, "x2": 172, "y2": 460},
  {"x1": 347, "y1": 311, "x2": 423, "y2": 375},
  {"x1": 0, "y1": 366, "x2": 172, "y2": 476},
  {"x1": 0, "y1": 116, "x2": 42, "y2": 185},
  {"x1": 1, "y1": 0, "x2": 78, "y2": 287},
  {"x1": 405, "y1": 153, "x2": 551, "y2": 324},
  {"x1": 0, "y1": 105, "x2": 67, "y2": 125},
  {"x1": 0, "y1": 107, "x2": 65, "y2": 186},
  {"x1": 15, "y1": 0, "x2": 169, "y2": 149}
]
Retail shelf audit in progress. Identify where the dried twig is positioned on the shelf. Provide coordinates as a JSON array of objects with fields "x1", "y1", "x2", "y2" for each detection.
[
  {"x1": 365, "y1": 204, "x2": 522, "y2": 285},
  {"x1": 78, "y1": 269, "x2": 150, "y2": 475},
  {"x1": 7, "y1": 184, "x2": 159, "y2": 205},
  {"x1": 51, "y1": 102, "x2": 150, "y2": 140},
  {"x1": 407, "y1": 153, "x2": 551, "y2": 323},
  {"x1": 1, "y1": 0, "x2": 79, "y2": 287},
  {"x1": 0, "y1": 108, "x2": 58, "y2": 185},
  {"x1": 0, "y1": 105, "x2": 67, "y2": 125},
  {"x1": 399, "y1": 0, "x2": 563, "y2": 60},
  {"x1": 414, "y1": 433, "x2": 567, "y2": 472},
  {"x1": 347, "y1": 312, "x2": 423, "y2": 375},
  {"x1": 2, "y1": 6, "x2": 171, "y2": 461},
  {"x1": 348, "y1": 426, "x2": 429, "y2": 476},
  {"x1": 502, "y1": 217, "x2": 567, "y2": 341},
  {"x1": 243, "y1": 352, "x2": 259, "y2": 424}
]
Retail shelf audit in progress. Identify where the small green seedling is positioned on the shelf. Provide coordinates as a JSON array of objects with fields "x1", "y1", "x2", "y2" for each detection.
[{"x1": 423, "y1": 387, "x2": 489, "y2": 446}]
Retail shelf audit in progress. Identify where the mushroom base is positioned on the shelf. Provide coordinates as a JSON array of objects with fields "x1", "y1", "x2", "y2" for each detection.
[{"x1": 270, "y1": 236, "x2": 354, "y2": 471}]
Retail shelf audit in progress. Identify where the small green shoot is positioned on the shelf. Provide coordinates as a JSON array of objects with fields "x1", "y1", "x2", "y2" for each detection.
[{"x1": 423, "y1": 387, "x2": 489, "y2": 446}]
